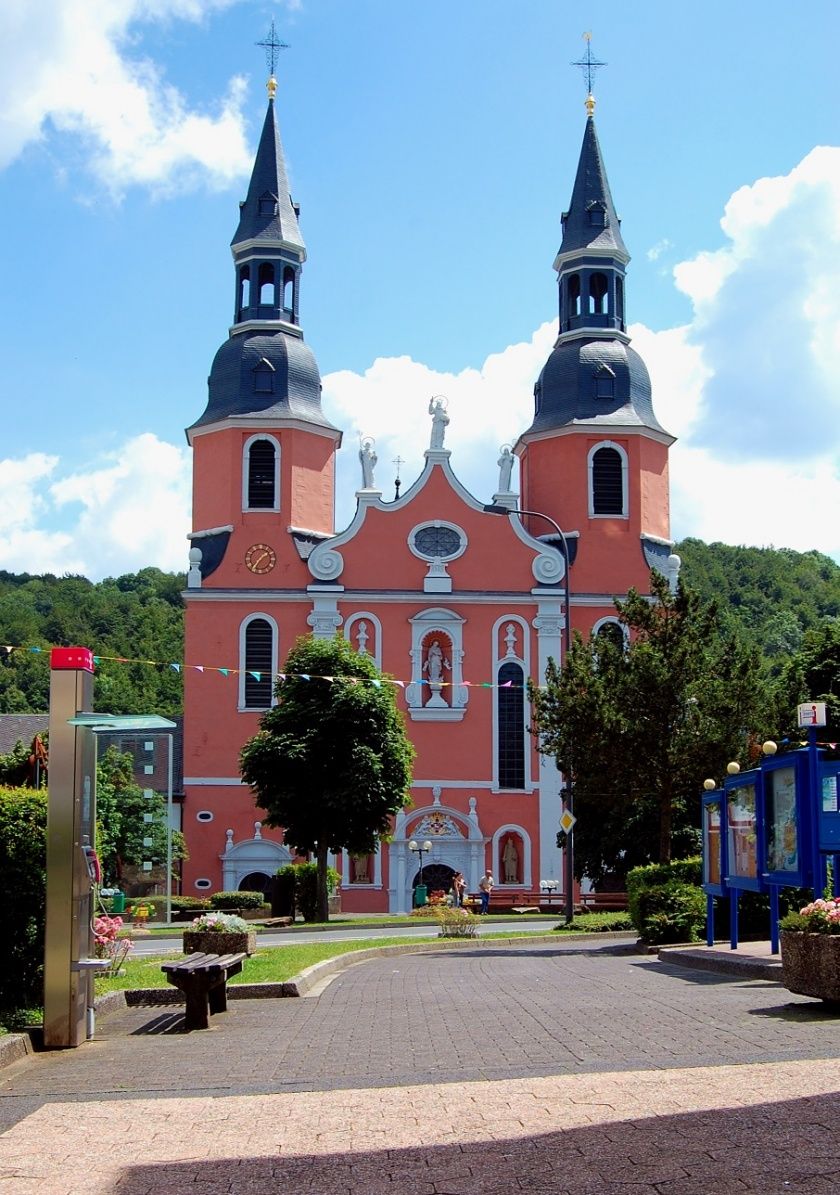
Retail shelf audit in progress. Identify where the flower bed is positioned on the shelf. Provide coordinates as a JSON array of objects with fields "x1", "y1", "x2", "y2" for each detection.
[
  {"x1": 435, "y1": 906, "x2": 479, "y2": 939},
  {"x1": 182, "y1": 912, "x2": 256, "y2": 957}
]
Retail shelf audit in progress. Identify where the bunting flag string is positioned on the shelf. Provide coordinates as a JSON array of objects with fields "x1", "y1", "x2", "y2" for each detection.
[
  {"x1": 2, "y1": 641, "x2": 838, "y2": 727},
  {"x1": 0, "y1": 642, "x2": 540, "y2": 691}
]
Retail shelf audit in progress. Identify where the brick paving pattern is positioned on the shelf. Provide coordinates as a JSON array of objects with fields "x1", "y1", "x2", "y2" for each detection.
[{"x1": 1, "y1": 940, "x2": 839, "y2": 1193}]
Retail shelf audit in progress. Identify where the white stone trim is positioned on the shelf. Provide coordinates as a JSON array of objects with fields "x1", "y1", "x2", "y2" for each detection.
[
  {"x1": 237, "y1": 611, "x2": 279, "y2": 711},
  {"x1": 406, "y1": 607, "x2": 467, "y2": 719},
  {"x1": 242, "y1": 433, "x2": 281, "y2": 513},
  {"x1": 533, "y1": 597, "x2": 564, "y2": 888},
  {"x1": 491, "y1": 615, "x2": 532, "y2": 793},
  {"x1": 187, "y1": 416, "x2": 342, "y2": 448},
  {"x1": 307, "y1": 591, "x2": 343, "y2": 639},
  {"x1": 388, "y1": 795, "x2": 487, "y2": 913},
  {"x1": 492, "y1": 824, "x2": 533, "y2": 888},
  {"x1": 407, "y1": 520, "x2": 468, "y2": 563},
  {"x1": 341, "y1": 844, "x2": 383, "y2": 889},
  {"x1": 220, "y1": 826, "x2": 292, "y2": 891},
  {"x1": 184, "y1": 777, "x2": 246, "y2": 786},
  {"x1": 592, "y1": 615, "x2": 629, "y2": 646},
  {"x1": 344, "y1": 611, "x2": 382, "y2": 667}
]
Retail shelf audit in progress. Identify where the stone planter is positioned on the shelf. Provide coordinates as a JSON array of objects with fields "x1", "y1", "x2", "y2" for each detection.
[
  {"x1": 780, "y1": 930, "x2": 840, "y2": 1003},
  {"x1": 182, "y1": 929, "x2": 257, "y2": 957}
]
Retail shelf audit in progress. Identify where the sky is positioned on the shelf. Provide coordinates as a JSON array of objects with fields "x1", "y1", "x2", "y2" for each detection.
[{"x1": 1, "y1": 0, "x2": 840, "y2": 580}]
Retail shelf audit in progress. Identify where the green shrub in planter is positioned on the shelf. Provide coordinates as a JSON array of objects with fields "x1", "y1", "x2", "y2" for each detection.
[
  {"x1": 210, "y1": 890, "x2": 265, "y2": 910},
  {"x1": 634, "y1": 880, "x2": 706, "y2": 945}
]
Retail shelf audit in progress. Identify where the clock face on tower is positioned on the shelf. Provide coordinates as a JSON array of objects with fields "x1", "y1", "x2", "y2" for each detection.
[{"x1": 244, "y1": 543, "x2": 277, "y2": 574}]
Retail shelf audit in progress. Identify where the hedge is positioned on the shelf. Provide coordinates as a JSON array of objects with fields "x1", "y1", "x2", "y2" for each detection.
[{"x1": 0, "y1": 786, "x2": 47, "y2": 1020}]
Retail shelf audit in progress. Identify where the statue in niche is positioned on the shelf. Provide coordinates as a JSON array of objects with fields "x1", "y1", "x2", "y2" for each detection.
[
  {"x1": 423, "y1": 638, "x2": 451, "y2": 685},
  {"x1": 352, "y1": 854, "x2": 370, "y2": 883},
  {"x1": 356, "y1": 620, "x2": 369, "y2": 655},
  {"x1": 359, "y1": 437, "x2": 377, "y2": 489},
  {"x1": 503, "y1": 837, "x2": 519, "y2": 884},
  {"x1": 428, "y1": 396, "x2": 450, "y2": 449},
  {"x1": 497, "y1": 445, "x2": 514, "y2": 493}
]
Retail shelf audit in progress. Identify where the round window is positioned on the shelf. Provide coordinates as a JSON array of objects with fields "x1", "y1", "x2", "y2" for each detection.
[{"x1": 412, "y1": 525, "x2": 463, "y2": 559}]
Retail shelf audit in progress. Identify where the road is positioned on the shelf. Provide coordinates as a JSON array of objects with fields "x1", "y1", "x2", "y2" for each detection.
[{"x1": 130, "y1": 917, "x2": 565, "y2": 955}]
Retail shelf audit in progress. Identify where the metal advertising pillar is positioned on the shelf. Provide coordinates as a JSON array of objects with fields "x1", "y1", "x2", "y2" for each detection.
[{"x1": 43, "y1": 647, "x2": 97, "y2": 1049}]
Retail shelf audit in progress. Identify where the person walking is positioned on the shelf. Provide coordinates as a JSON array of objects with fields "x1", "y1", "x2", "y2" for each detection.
[{"x1": 479, "y1": 870, "x2": 494, "y2": 914}]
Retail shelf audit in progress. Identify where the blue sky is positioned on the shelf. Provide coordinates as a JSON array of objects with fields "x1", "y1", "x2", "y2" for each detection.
[{"x1": 1, "y1": 0, "x2": 840, "y2": 579}]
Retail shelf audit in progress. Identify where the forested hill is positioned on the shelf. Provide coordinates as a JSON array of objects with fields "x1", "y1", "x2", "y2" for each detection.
[
  {"x1": 0, "y1": 541, "x2": 838, "y2": 715},
  {"x1": 0, "y1": 569, "x2": 185, "y2": 715},
  {"x1": 675, "y1": 539, "x2": 840, "y2": 662}
]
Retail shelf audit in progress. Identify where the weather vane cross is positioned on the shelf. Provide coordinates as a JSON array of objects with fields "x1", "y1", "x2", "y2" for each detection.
[
  {"x1": 256, "y1": 20, "x2": 289, "y2": 79},
  {"x1": 571, "y1": 32, "x2": 606, "y2": 96}
]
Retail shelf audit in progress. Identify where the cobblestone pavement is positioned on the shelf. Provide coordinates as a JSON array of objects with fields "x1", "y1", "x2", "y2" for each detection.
[{"x1": 1, "y1": 940, "x2": 839, "y2": 1193}]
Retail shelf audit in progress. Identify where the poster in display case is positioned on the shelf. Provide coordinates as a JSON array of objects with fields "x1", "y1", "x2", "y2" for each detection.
[
  {"x1": 702, "y1": 794, "x2": 724, "y2": 893},
  {"x1": 726, "y1": 780, "x2": 761, "y2": 889},
  {"x1": 764, "y1": 764, "x2": 800, "y2": 877}
]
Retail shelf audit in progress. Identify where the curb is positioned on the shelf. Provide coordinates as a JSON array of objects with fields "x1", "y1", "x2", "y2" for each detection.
[
  {"x1": 658, "y1": 945, "x2": 783, "y2": 982},
  {"x1": 0, "y1": 1033, "x2": 33, "y2": 1069}
]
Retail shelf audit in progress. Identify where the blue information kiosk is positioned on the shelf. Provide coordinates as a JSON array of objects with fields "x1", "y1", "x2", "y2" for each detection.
[{"x1": 702, "y1": 703, "x2": 840, "y2": 953}]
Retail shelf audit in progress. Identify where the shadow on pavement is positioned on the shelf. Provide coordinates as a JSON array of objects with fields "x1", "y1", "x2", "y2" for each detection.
[{"x1": 103, "y1": 1090, "x2": 840, "y2": 1195}]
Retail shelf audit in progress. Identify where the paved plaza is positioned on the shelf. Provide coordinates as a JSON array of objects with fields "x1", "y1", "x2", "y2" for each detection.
[{"x1": 1, "y1": 939, "x2": 840, "y2": 1193}]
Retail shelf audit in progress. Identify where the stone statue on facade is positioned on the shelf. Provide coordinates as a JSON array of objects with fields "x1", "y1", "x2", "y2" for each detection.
[
  {"x1": 497, "y1": 445, "x2": 514, "y2": 493},
  {"x1": 428, "y1": 396, "x2": 449, "y2": 449},
  {"x1": 423, "y1": 638, "x2": 451, "y2": 685},
  {"x1": 359, "y1": 437, "x2": 377, "y2": 489},
  {"x1": 503, "y1": 837, "x2": 519, "y2": 884}
]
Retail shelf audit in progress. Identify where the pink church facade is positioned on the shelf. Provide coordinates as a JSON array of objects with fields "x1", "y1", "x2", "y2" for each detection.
[{"x1": 181, "y1": 79, "x2": 675, "y2": 912}]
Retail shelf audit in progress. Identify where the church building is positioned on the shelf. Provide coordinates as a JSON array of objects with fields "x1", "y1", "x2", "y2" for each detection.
[{"x1": 181, "y1": 72, "x2": 676, "y2": 912}]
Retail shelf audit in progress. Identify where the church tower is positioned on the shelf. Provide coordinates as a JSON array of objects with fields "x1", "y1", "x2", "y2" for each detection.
[{"x1": 516, "y1": 89, "x2": 675, "y2": 618}]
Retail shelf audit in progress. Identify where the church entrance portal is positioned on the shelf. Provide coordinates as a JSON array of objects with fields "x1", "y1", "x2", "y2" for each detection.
[{"x1": 414, "y1": 863, "x2": 456, "y2": 897}]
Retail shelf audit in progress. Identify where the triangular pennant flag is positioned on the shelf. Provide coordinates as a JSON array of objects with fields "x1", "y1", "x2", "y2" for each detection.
[
  {"x1": 195, "y1": 665, "x2": 204, "y2": 673},
  {"x1": 249, "y1": 671, "x2": 261, "y2": 681},
  {"x1": 371, "y1": 679, "x2": 381, "y2": 688},
  {"x1": 218, "y1": 668, "x2": 229, "y2": 677},
  {"x1": 481, "y1": 682, "x2": 493, "y2": 688},
  {"x1": 323, "y1": 676, "x2": 334, "y2": 683},
  {"x1": 501, "y1": 680, "x2": 513, "y2": 687},
  {"x1": 93, "y1": 656, "x2": 101, "y2": 664},
  {"x1": 393, "y1": 680, "x2": 405, "y2": 688},
  {"x1": 170, "y1": 663, "x2": 181, "y2": 672},
  {"x1": 300, "y1": 674, "x2": 310, "y2": 681},
  {"x1": 29, "y1": 646, "x2": 42, "y2": 653},
  {"x1": 278, "y1": 673, "x2": 286, "y2": 682}
]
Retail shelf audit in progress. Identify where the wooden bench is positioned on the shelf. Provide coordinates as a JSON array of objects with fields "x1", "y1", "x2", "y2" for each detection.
[
  {"x1": 579, "y1": 892, "x2": 628, "y2": 912},
  {"x1": 160, "y1": 951, "x2": 246, "y2": 1031}
]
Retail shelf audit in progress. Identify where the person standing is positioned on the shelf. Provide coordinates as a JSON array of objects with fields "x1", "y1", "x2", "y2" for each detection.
[
  {"x1": 479, "y1": 870, "x2": 494, "y2": 914},
  {"x1": 452, "y1": 871, "x2": 466, "y2": 907}
]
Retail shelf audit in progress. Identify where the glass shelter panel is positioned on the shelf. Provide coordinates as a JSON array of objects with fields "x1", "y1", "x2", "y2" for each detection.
[
  {"x1": 765, "y1": 765, "x2": 799, "y2": 875},
  {"x1": 727, "y1": 783, "x2": 758, "y2": 885},
  {"x1": 703, "y1": 797, "x2": 722, "y2": 889}
]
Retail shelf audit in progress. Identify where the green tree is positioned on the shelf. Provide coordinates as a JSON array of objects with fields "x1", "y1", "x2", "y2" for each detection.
[
  {"x1": 777, "y1": 617, "x2": 840, "y2": 743},
  {"x1": 530, "y1": 571, "x2": 772, "y2": 882},
  {"x1": 240, "y1": 636, "x2": 415, "y2": 921},
  {"x1": 96, "y1": 746, "x2": 186, "y2": 885}
]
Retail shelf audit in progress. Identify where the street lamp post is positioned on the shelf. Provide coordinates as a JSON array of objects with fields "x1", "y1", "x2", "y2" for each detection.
[
  {"x1": 484, "y1": 502, "x2": 575, "y2": 924},
  {"x1": 408, "y1": 838, "x2": 433, "y2": 906}
]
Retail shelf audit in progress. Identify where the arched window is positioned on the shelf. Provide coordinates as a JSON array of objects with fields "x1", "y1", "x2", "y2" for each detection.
[
  {"x1": 497, "y1": 661, "x2": 525, "y2": 789},
  {"x1": 246, "y1": 437, "x2": 277, "y2": 508},
  {"x1": 568, "y1": 273, "x2": 581, "y2": 318},
  {"x1": 238, "y1": 266, "x2": 250, "y2": 317},
  {"x1": 590, "y1": 445, "x2": 626, "y2": 516},
  {"x1": 594, "y1": 619, "x2": 625, "y2": 651},
  {"x1": 590, "y1": 272, "x2": 608, "y2": 315},
  {"x1": 243, "y1": 618, "x2": 274, "y2": 709},
  {"x1": 282, "y1": 266, "x2": 295, "y2": 314},
  {"x1": 258, "y1": 262, "x2": 275, "y2": 306}
]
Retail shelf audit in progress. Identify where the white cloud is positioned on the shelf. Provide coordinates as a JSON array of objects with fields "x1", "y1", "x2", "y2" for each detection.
[
  {"x1": 0, "y1": 435, "x2": 191, "y2": 579},
  {"x1": 646, "y1": 238, "x2": 672, "y2": 262},
  {"x1": 0, "y1": 0, "x2": 252, "y2": 194},
  {"x1": 672, "y1": 146, "x2": 840, "y2": 461},
  {"x1": 323, "y1": 322, "x2": 557, "y2": 527}
]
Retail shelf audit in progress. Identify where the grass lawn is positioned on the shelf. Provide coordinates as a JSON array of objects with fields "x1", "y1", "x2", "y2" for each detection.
[{"x1": 128, "y1": 911, "x2": 612, "y2": 936}]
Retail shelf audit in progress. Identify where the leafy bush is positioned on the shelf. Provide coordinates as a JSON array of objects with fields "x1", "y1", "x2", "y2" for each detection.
[
  {"x1": 634, "y1": 881, "x2": 706, "y2": 945},
  {"x1": 170, "y1": 896, "x2": 211, "y2": 912},
  {"x1": 556, "y1": 911, "x2": 633, "y2": 932},
  {"x1": 294, "y1": 863, "x2": 319, "y2": 922},
  {"x1": 210, "y1": 890, "x2": 265, "y2": 910},
  {"x1": 627, "y1": 858, "x2": 701, "y2": 927},
  {"x1": 0, "y1": 786, "x2": 47, "y2": 1019},
  {"x1": 273, "y1": 865, "x2": 297, "y2": 918}
]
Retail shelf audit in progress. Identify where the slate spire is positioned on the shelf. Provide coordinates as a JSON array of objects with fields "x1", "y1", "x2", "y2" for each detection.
[
  {"x1": 232, "y1": 93, "x2": 305, "y2": 252},
  {"x1": 556, "y1": 112, "x2": 628, "y2": 261}
]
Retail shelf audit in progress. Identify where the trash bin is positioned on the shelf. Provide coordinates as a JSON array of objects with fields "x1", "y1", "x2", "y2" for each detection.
[
  {"x1": 414, "y1": 884, "x2": 428, "y2": 908},
  {"x1": 111, "y1": 889, "x2": 125, "y2": 914}
]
